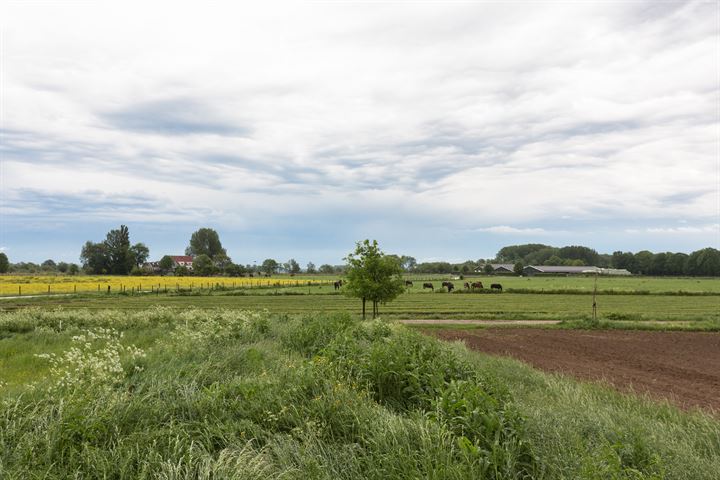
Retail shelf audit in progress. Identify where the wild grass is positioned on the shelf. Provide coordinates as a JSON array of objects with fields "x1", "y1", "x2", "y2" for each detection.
[{"x1": 1, "y1": 308, "x2": 718, "y2": 479}]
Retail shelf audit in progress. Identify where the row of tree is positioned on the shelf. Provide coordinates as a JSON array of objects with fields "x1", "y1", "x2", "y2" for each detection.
[
  {"x1": 1, "y1": 231, "x2": 717, "y2": 277},
  {"x1": 493, "y1": 243, "x2": 719, "y2": 276}
]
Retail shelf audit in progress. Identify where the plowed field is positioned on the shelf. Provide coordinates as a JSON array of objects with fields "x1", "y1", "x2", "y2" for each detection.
[{"x1": 427, "y1": 328, "x2": 720, "y2": 411}]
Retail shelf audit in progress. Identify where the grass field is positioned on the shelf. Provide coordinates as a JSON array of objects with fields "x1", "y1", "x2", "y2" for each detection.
[
  {"x1": 2, "y1": 290, "x2": 718, "y2": 324},
  {"x1": 2, "y1": 274, "x2": 719, "y2": 296},
  {"x1": 1, "y1": 308, "x2": 718, "y2": 479}
]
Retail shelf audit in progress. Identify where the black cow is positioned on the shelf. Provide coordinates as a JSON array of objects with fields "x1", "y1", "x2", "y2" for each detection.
[
  {"x1": 423, "y1": 283, "x2": 434, "y2": 291},
  {"x1": 405, "y1": 280, "x2": 413, "y2": 287},
  {"x1": 442, "y1": 281, "x2": 454, "y2": 292},
  {"x1": 334, "y1": 280, "x2": 344, "y2": 290},
  {"x1": 464, "y1": 282, "x2": 471, "y2": 290},
  {"x1": 490, "y1": 283, "x2": 502, "y2": 292}
]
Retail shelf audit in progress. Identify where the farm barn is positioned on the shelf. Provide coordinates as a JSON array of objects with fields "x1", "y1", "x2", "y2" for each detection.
[
  {"x1": 523, "y1": 265, "x2": 631, "y2": 276},
  {"x1": 476, "y1": 263, "x2": 515, "y2": 274}
]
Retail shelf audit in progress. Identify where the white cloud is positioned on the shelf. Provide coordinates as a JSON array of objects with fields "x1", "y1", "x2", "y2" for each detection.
[
  {"x1": 477, "y1": 226, "x2": 552, "y2": 235},
  {"x1": 642, "y1": 224, "x2": 720, "y2": 235},
  {"x1": 0, "y1": 0, "x2": 718, "y2": 259}
]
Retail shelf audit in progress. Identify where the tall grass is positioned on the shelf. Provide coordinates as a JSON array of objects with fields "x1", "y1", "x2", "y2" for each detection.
[{"x1": 0, "y1": 308, "x2": 717, "y2": 478}]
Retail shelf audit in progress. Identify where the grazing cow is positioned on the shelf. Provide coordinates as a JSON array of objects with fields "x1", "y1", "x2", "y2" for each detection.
[
  {"x1": 490, "y1": 283, "x2": 503, "y2": 292},
  {"x1": 423, "y1": 283, "x2": 434, "y2": 291},
  {"x1": 471, "y1": 282, "x2": 484, "y2": 290},
  {"x1": 446, "y1": 282, "x2": 455, "y2": 292},
  {"x1": 464, "y1": 282, "x2": 470, "y2": 290},
  {"x1": 334, "y1": 280, "x2": 343, "y2": 290},
  {"x1": 405, "y1": 280, "x2": 413, "y2": 287},
  {"x1": 441, "y1": 281, "x2": 451, "y2": 288}
]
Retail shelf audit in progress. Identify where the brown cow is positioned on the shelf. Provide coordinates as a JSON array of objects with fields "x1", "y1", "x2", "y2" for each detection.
[{"x1": 471, "y1": 282, "x2": 484, "y2": 289}]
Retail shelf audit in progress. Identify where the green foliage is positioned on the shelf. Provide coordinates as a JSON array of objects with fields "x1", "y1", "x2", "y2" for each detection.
[
  {"x1": 0, "y1": 252, "x2": 8, "y2": 273},
  {"x1": 513, "y1": 261, "x2": 524, "y2": 276},
  {"x1": 80, "y1": 225, "x2": 147, "y2": 275},
  {"x1": 1, "y1": 309, "x2": 718, "y2": 478},
  {"x1": 130, "y1": 242, "x2": 149, "y2": 267},
  {"x1": 192, "y1": 254, "x2": 215, "y2": 276},
  {"x1": 185, "y1": 227, "x2": 226, "y2": 259},
  {"x1": 344, "y1": 240, "x2": 405, "y2": 318},
  {"x1": 306, "y1": 262, "x2": 317, "y2": 274},
  {"x1": 287, "y1": 258, "x2": 301, "y2": 274},
  {"x1": 319, "y1": 264, "x2": 336, "y2": 274},
  {"x1": 158, "y1": 255, "x2": 174, "y2": 272},
  {"x1": 686, "y1": 248, "x2": 720, "y2": 276},
  {"x1": 261, "y1": 258, "x2": 278, "y2": 275}
]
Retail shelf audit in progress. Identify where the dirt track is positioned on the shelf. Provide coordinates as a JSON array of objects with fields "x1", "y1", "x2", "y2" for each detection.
[{"x1": 426, "y1": 328, "x2": 720, "y2": 412}]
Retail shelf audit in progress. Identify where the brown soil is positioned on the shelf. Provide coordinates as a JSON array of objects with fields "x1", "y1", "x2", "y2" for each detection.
[{"x1": 426, "y1": 328, "x2": 720, "y2": 412}]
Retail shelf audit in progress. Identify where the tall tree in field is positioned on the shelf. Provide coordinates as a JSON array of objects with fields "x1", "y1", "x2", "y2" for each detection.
[
  {"x1": 192, "y1": 254, "x2": 215, "y2": 276},
  {"x1": 261, "y1": 258, "x2": 278, "y2": 275},
  {"x1": 130, "y1": 243, "x2": 150, "y2": 267},
  {"x1": 287, "y1": 258, "x2": 301, "y2": 274},
  {"x1": 80, "y1": 241, "x2": 110, "y2": 274},
  {"x1": 344, "y1": 239, "x2": 405, "y2": 319},
  {"x1": 158, "y1": 255, "x2": 175, "y2": 273},
  {"x1": 186, "y1": 228, "x2": 226, "y2": 259},
  {"x1": 0, "y1": 252, "x2": 8, "y2": 273},
  {"x1": 306, "y1": 262, "x2": 317, "y2": 274},
  {"x1": 105, "y1": 225, "x2": 134, "y2": 274}
]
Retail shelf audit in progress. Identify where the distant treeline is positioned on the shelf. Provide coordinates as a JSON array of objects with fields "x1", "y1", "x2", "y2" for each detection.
[{"x1": 1, "y1": 236, "x2": 717, "y2": 277}]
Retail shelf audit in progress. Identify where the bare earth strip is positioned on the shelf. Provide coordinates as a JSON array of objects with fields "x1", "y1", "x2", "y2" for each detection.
[{"x1": 425, "y1": 328, "x2": 720, "y2": 412}]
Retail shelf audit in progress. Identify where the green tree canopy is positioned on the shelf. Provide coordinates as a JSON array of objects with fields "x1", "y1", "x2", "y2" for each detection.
[
  {"x1": 261, "y1": 259, "x2": 278, "y2": 275},
  {"x1": 80, "y1": 225, "x2": 147, "y2": 275},
  {"x1": 344, "y1": 239, "x2": 405, "y2": 319},
  {"x1": 192, "y1": 254, "x2": 215, "y2": 276},
  {"x1": 186, "y1": 228, "x2": 226, "y2": 259},
  {"x1": 287, "y1": 258, "x2": 301, "y2": 274},
  {"x1": 318, "y1": 264, "x2": 334, "y2": 274},
  {"x1": 0, "y1": 252, "x2": 8, "y2": 273},
  {"x1": 80, "y1": 241, "x2": 110, "y2": 274},
  {"x1": 306, "y1": 262, "x2": 317, "y2": 274},
  {"x1": 159, "y1": 255, "x2": 175, "y2": 272},
  {"x1": 513, "y1": 261, "x2": 524, "y2": 276},
  {"x1": 105, "y1": 225, "x2": 134, "y2": 274},
  {"x1": 130, "y1": 243, "x2": 150, "y2": 267}
]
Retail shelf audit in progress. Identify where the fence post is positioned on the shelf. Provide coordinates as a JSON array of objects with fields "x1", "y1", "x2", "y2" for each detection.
[
  {"x1": 74, "y1": 285, "x2": 76, "y2": 293},
  {"x1": 48, "y1": 285, "x2": 50, "y2": 294},
  {"x1": 19, "y1": 286, "x2": 21, "y2": 296}
]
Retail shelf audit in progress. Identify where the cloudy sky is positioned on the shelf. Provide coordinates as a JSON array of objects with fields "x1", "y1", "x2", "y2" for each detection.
[{"x1": 1, "y1": 0, "x2": 718, "y2": 265}]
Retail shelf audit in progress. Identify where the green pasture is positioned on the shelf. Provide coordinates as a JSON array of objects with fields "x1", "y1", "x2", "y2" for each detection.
[{"x1": 2, "y1": 290, "x2": 718, "y2": 323}]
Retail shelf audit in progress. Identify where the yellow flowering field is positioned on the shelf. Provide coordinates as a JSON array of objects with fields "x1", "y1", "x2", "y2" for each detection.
[{"x1": 0, "y1": 275, "x2": 333, "y2": 296}]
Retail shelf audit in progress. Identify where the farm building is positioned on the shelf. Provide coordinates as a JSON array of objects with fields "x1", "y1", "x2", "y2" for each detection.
[
  {"x1": 169, "y1": 255, "x2": 194, "y2": 269},
  {"x1": 523, "y1": 266, "x2": 631, "y2": 276},
  {"x1": 143, "y1": 255, "x2": 195, "y2": 273},
  {"x1": 475, "y1": 263, "x2": 515, "y2": 274}
]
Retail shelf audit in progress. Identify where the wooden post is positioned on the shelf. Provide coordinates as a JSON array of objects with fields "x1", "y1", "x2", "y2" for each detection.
[
  {"x1": 48, "y1": 285, "x2": 50, "y2": 294},
  {"x1": 18, "y1": 286, "x2": 21, "y2": 296},
  {"x1": 592, "y1": 273, "x2": 598, "y2": 324},
  {"x1": 74, "y1": 285, "x2": 76, "y2": 293}
]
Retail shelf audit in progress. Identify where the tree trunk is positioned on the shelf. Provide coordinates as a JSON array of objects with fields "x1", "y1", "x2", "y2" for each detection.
[{"x1": 362, "y1": 297, "x2": 366, "y2": 319}]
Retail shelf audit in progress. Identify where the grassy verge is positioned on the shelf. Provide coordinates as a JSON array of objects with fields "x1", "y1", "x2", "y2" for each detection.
[{"x1": 1, "y1": 308, "x2": 718, "y2": 478}]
